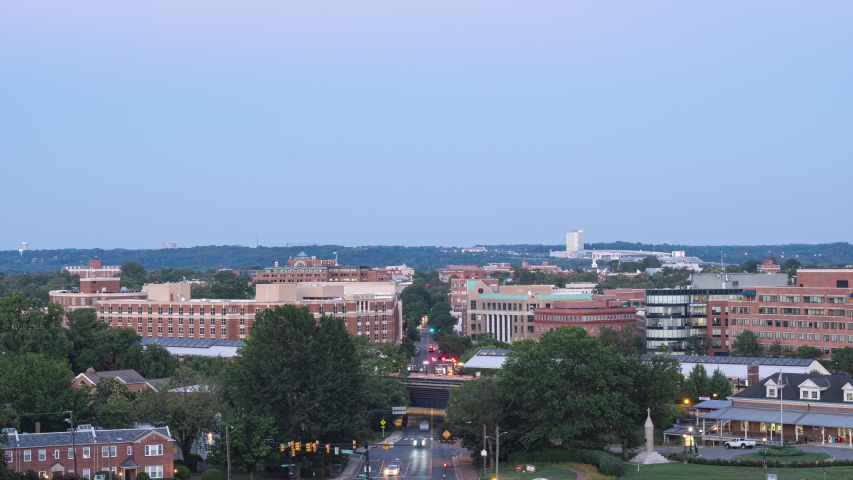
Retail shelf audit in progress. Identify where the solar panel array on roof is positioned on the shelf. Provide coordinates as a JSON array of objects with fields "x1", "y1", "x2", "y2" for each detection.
[
  {"x1": 475, "y1": 349, "x2": 513, "y2": 356},
  {"x1": 643, "y1": 354, "x2": 814, "y2": 367},
  {"x1": 141, "y1": 337, "x2": 245, "y2": 348}
]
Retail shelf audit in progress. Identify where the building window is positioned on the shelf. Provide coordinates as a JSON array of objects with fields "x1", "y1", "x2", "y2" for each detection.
[
  {"x1": 767, "y1": 387, "x2": 777, "y2": 398},
  {"x1": 127, "y1": 447, "x2": 132, "y2": 455},
  {"x1": 38, "y1": 450, "x2": 46, "y2": 461},
  {"x1": 846, "y1": 392, "x2": 853, "y2": 402},
  {"x1": 222, "y1": 328, "x2": 227, "y2": 336},
  {"x1": 82, "y1": 448, "x2": 90, "y2": 459},
  {"x1": 23, "y1": 451, "x2": 31, "y2": 462},
  {"x1": 144, "y1": 445, "x2": 163, "y2": 456},
  {"x1": 68, "y1": 448, "x2": 74, "y2": 459},
  {"x1": 145, "y1": 466, "x2": 164, "y2": 479},
  {"x1": 4, "y1": 451, "x2": 11, "y2": 463},
  {"x1": 53, "y1": 450, "x2": 59, "y2": 460},
  {"x1": 83, "y1": 470, "x2": 91, "y2": 480},
  {"x1": 102, "y1": 447, "x2": 109, "y2": 458}
]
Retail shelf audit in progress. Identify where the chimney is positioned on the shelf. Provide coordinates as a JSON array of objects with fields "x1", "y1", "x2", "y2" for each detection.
[
  {"x1": 87, "y1": 367, "x2": 96, "y2": 373},
  {"x1": 747, "y1": 364, "x2": 759, "y2": 387},
  {"x1": 35, "y1": 422, "x2": 41, "y2": 434}
]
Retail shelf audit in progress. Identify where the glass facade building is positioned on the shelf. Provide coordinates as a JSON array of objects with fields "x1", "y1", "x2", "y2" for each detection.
[{"x1": 645, "y1": 289, "x2": 742, "y2": 353}]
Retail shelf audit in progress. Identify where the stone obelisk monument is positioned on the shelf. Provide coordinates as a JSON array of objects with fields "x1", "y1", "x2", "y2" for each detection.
[{"x1": 629, "y1": 408, "x2": 670, "y2": 465}]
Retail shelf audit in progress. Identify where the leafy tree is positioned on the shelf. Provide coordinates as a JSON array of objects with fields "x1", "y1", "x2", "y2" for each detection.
[
  {"x1": 441, "y1": 378, "x2": 511, "y2": 470},
  {"x1": 682, "y1": 364, "x2": 709, "y2": 405},
  {"x1": 66, "y1": 308, "x2": 110, "y2": 372},
  {"x1": 119, "y1": 343, "x2": 178, "y2": 379},
  {"x1": 767, "y1": 253, "x2": 777, "y2": 263},
  {"x1": 0, "y1": 353, "x2": 91, "y2": 432},
  {"x1": 496, "y1": 327, "x2": 632, "y2": 448},
  {"x1": 228, "y1": 305, "x2": 366, "y2": 443},
  {"x1": 208, "y1": 415, "x2": 278, "y2": 480},
  {"x1": 684, "y1": 334, "x2": 711, "y2": 356},
  {"x1": 768, "y1": 340, "x2": 783, "y2": 358},
  {"x1": 731, "y1": 330, "x2": 763, "y2": 357},
  {"x1": 785, "y1": 345, "x2": 823, "y2": 359},
  {"x1": 781, "y1": 258, "x2": 801, "y2": 276},
  {"x1": 742, "y1": 259, "x2": 760, "y2": 273},
  {"x1": 639, "y1": 255, "x2": 661, "y2": 269},
  {"x1": 89, "y1": 377, "x2": 138, "y2": 429},
  {"x1": 832, "y1": 347, "x2": 853, "y2": 375},
  {"x1": 120, "y1": 262, "x2": 148, "y2": 288},
  {"x1": 707, "y1": 368, "x2": 732, "y2": 400},
  {"x1": 137, "y1": 367, "x2": 221, "y2": 461},
  {"x1": 436, "y1": 333, "x2": 473, "y2": 359},
  {"x1": 598, "y1": 323, "x2": 645, "y2": 355},
  {"x1": 0, "y1": 292, "x2": 72, "y2": 362},
  {"x1": 397, "y1": 337, "x2": 416, "y2": 358},
  {"x1": 181, "y1": 355, "x2": 229, "y2": 378}
]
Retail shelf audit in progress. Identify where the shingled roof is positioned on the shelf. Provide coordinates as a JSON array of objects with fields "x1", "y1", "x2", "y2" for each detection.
[
  {"x1": 734, "y1": 373, "x2": 853, "y2": 405},
  {"x1": 1, "y1": 427, "x2": 172, "y2": 450}
]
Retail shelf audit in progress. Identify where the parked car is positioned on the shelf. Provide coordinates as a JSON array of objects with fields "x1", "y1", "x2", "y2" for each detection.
[
  {"x1": 384, "y1": 460, "x2": 401, "y2": 476},
  {"x1": 725, "y1": 438, "x2": 756, "y2": 449},
  {"x1": 419, "y1": 420, "x2": 429, "y2": 431}
]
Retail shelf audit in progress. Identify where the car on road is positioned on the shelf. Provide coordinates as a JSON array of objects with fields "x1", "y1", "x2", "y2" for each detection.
[
  {"x1": 384, "y1": 460, "x2": 401, "y2": 476},
  {"x1": 428, "y1": 345, "x2": 436, "y2": 352},
  {"x1": 413, "y1": 347, "x2": 420, "y2": 356},
  {"x1": 724, "y1": 438, "x2": 756, "y2": 449},
  {"x1": 419, "y1": 420, "x2": 429, "y2": 431},
  {"x1": 413, "y1": 435, "x2": 427, "y2": 447}
]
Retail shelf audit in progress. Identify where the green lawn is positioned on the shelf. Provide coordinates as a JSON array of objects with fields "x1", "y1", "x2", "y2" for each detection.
[
  {"x1": 623, "y1": 462, "x2": 853, "y2": 480},
  {"x1": 735, "y1": 451, "x2": 830, "y2": 463},
  {"x1": 494, "y1": 467, "x2": 577, "y2": 480}
]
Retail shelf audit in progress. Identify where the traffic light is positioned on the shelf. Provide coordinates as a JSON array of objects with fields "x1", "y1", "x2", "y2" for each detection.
[
  {"x1": 429, "y1": 328, "x2": 434, "y2": 333},
  {"x1": 325, "y1": 444, "x2": 330, "y2": 453},
  {"x1": 443, "y1": 463, "x2": 448, "y2": 469},
  {"x1": 280, "y1": 444, "x2": 285, "y2": 452},
  {"x1": 308, "y1": 443, "x2": 314, "y2": 453},
  {"x1": 295, "y1": 442, "x2": 301, "y2": 452},
  {"x1": 290, "y1": 442, "x2": 295, "y2": 457},
  {"x1": 382, "y1": 441, "x2": 389, "y2": 450},
  {"x1": 353, "y1": 440, "x2": 357, "y2": 449}
]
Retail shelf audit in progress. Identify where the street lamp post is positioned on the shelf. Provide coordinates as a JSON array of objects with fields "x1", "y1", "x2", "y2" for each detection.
[
  {"x1": 762, "y1": 437, "x2": 767, "y2": 468},
  {"x1": 682, "y1": 435, "x2": 687, "y2": 464},
  {"x1": 687, "y1": 427, "x2": 693, "y2": 454}
]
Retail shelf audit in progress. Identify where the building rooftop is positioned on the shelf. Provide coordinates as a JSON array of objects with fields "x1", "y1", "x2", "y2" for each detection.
[
  {"x1": 1, "y1": 427, "x2": 172, "y2": 449},
  {"x1": 141, "y1": 337, "x2": 245, "y2": 348},
  {"x1": 645, "y1": 355, "x2": 818, "y2": 367}
]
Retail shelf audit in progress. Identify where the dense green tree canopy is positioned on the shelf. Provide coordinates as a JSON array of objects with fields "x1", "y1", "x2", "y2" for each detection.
[
  {"x1": 0, "y1": 292, "x2": 71, "y2": 362},
  {"x1": 228, "y1": 305, "x2": 366, "y2": 443},
  {"x1": 731, "y1": 330, "x2": 763, "y2": 357}
]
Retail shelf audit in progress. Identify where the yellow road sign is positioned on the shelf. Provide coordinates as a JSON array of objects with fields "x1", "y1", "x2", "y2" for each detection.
[
  {"x1": 442, "y1": 430, "x2": 451, "y2": 439},
  {"x1": 380, "y1": 420, "x2": 386, "y2": 426}
]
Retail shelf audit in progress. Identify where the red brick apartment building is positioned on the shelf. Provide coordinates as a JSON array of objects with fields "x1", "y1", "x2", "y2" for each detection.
[
  {"x1": 1, "y1": 427, "x2": 175, "y2": 480},
  {"x1": 51, "y1": 278, "x2": 147, "y2": 318},
  {"x1": 708, "y1": 269, "x2": 853, "y2": 358},
  {"x1": 532, "y1": 300, "x2": 640, "y2": 340},
  {"x1": 50, "y1": 282, "x2": 402, "y2": 344},
  {"x1": 251, "y1": 252, "x2": 392, "y2": 284}
]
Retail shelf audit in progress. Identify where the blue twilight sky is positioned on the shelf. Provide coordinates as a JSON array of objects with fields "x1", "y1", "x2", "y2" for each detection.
[{"x1": 1, "y1": 1, "x2": 851, "y2": 250}]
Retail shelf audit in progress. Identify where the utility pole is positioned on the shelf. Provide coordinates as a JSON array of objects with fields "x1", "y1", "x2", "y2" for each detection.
[
  {"x1": 226, "y1": 427, "x2": 232, "y2": 480},
  {"x1": 108, "y1": 436, "x2": 112, "y2": 478},
  {"x1": 67, "y1": 411, "x2": 77, "y2": 476},
  {"x1": 483, "y1": 424, "x2": 487, "y2": 477},
  {"x1": 365, "y1": 442, "x2": 370, "y2": 480},
  {"x1": 495, "y1": 426, "x2": 499, "y2": 480}
]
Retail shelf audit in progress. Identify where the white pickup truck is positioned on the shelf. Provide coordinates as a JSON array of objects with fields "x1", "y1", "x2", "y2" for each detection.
[{"x1": 724, "y1": 438, "x2": 757, "y2": 449}]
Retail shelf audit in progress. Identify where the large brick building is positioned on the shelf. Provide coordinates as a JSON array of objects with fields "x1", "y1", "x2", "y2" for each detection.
[
  {"x1": 532, "y1": 300, "x2": 640, "y2": 340},
  {"x1": 462, "y1": 281, "x2": 593, "y2": 342},
  {"x1": 1, "y1": 427, "x2": 175, "y2": 480},
  {"x1": 50, "y1": 282, "x2": 402, "y2": 344},
  {"x1": 251, "y1": 252, "x2": 392, "y2": 284},
  {"x1": 51, "y1": 278, "x2": 147, "y2": 318},
  {"x1": 62, "y1": 260, "x2": 122, "y2": 279},
  {"x1": 708, "y1": 269, "x2": 853, "y2": 357}
]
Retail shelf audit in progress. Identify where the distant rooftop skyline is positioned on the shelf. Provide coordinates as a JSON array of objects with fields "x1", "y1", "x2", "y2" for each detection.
[{"x1": 1, "y1": 1, "x2": 851, "y2": 250}]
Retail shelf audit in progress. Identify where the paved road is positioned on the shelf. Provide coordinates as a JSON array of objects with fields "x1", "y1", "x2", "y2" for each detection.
[{"x1": 356, "y1": 409, "x2": 461, "y2": 480}]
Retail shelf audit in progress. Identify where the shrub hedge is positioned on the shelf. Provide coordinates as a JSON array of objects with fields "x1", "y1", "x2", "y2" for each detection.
[
  {"x1": 200, "y1": 469, "x2": 227, "y2": 480},
  {"x1": 758, "y1": 447, "x2": 805, "y2": 457},
  {"x1": 663, "y1": 453, "x2": 853, "y2": 468},
  {"x1": 506, "y1": 449, "x2": 623, "y2": 477}
]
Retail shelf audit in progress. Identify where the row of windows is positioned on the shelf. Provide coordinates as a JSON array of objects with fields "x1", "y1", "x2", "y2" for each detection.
[
  {"x1": 729, "y1": 318, "x2": 852, "y2": 330},
  {"x1": 535, "y1": 314, "x2": 634, "y2": 322},
  {"x1": 735, "y1": 330, "x2": 853, "y2": 343},
  {"x1": 11, "y1": 444, "x2": 162, "y2": 463}
]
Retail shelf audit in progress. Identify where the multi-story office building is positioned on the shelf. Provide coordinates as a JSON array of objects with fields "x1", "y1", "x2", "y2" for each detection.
[
  {"x1": 463, "y1": 281, "x2": 592, "y2": 342},
  {"x1": 709, "y1": 269, "x2": 853, "y2": 358},
  {"x1": 566, "y1": 230, "x2": 584, "y2": 252},
  {"x1": 52, "y1": 282, "x2": 402, "y2": 344}
]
